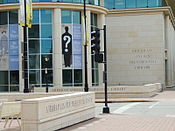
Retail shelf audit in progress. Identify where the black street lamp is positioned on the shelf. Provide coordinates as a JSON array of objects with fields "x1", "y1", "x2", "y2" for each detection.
[
  {"x1": 23, "y1": 0, "x2": 29, "y2": 93},
  {"x1": 83, "y1": 0, "x2": 89, "y2": 92},
  {"x1": 102, "y1": 25, "x2": 110, "y2": 113},
  {"x1": 44, "y1": 57, "x2": 49, "y2": 93}
]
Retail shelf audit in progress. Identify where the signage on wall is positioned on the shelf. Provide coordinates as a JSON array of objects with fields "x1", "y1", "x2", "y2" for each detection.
[
  {"x1": 62, "y1": 24, "x2": 82, "y2": 69},
  {"x1": 62, "y1": 25, "x2": 72, "y2": 67}
]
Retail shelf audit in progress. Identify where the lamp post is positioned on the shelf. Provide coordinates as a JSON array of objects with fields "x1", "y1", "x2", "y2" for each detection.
[
  {"x1": 45, "y1": 57, "x2": 49, "y2": 93},
  {"x1": 102, "y1": 25, "x2": 110, "y2": 113},
  {"x1": 83, "y1": 0, "x2": 89, "y2": 92},
  {"x1": 23, "y1": 0, "x2": 29, "y2": 93}
]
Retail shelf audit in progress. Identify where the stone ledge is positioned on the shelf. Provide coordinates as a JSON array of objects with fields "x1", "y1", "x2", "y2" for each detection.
[{"x1": 21, "y1": 92, "x2": 95, "y2": 131}]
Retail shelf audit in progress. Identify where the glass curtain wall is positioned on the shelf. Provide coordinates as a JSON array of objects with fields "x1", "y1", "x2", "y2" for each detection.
[
  {"x1": 0, "y1": 0, "x2": 100, "y2": 6},
  {"x1": 28, "y1": 9, "x2": 53, "y2": 88},
  {"x1": 91, "y1": 13, "x2": 99, "y2": 86},
  {"x1": 0, "y1": 0, "x2": 19, "y2": 3},
  {"x1": 61, "y1": 10, "x2": 83, "y2": 86},
  {"x1": 104, "y1": 0, "x2": 163, "y2": 9},
  {"x1": 0, "y1": 10, "x2": 19, "y2": 92}
]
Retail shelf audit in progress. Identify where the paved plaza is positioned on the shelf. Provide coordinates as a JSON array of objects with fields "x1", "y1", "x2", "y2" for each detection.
[{"x1": 1, "y1": 90, "x2": 175, "y2": 131}]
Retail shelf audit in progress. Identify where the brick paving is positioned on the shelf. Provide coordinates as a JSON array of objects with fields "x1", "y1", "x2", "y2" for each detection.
[
  {"x1": 60, "y1": 114, "x2": 175, "y2": 131},
  {"x1": 1, "y1": 91, "x2": 175, "y2": 131}
]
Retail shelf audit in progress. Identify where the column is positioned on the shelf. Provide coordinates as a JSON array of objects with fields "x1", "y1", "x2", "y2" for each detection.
[
  {"x1": 87, "y1": 10, "x2": 92, "y2": 88},
  {"x1": 18, "y1": 9, "x2": 24, "y2": 92},
  {"x1": 53, "y1": 8, "x2": 62, "y2": 88}
]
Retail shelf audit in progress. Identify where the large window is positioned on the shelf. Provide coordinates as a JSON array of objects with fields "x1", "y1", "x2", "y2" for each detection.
[
  {"x1": 0, "y1": 11, "x2": 19, "y2": 92},
  {"x1": 91, "y1": 13, "x2": 99, "y2": 86},
  {"x1": 61, "y1": 10, "x2": 83, "y2": 86},
  {"x1": 28, "y1": 9, "x2": 53, "y2": 88},
  {"x1": 104, "y1": 0, "x2": 163, "y2": 9}
]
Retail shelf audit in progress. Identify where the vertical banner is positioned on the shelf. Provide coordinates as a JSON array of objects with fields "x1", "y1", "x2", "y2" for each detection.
[
  {"x1": 62, "y1": 24, "x2": 72, "y2": 68},
  {"x1": 20, "y1": 0, "x2": 25, "y2": 26},
  {"x1": 73, "y1": 24, "x2": 82, "y2": 69},
  {"x1": 9, "y1": 24, "x2": 19, "y2": 70},
  {"x1": 26, "y1": 0, "x2": 32, "y2": 28},
  {"x1": 20, "y1": 0, "x2": 32, "y2": 28},
  {"x1": 0, "y1": 25, "x2": 8, "y2": 70},
  {"x1": 9, "y1": 55, "x2": 19, "y2": 70}
]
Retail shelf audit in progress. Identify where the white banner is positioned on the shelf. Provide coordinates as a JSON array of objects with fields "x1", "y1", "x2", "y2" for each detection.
[
  {"x1": 20, "y1": 0, "x2": 32, "y2": 28},
  {"x1": 20, "y1": 0, "x2": 25, "y2": 27}
]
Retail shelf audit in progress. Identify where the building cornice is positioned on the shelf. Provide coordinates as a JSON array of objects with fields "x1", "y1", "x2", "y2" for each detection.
[
  {"x1": 107, "y1": 6, "x2": 175, "y2": 28},
  {"x1": 0, "y1": 2, "x2": 108, "y2": 14}
]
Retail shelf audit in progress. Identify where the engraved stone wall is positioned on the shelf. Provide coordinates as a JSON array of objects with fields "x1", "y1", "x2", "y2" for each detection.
[{"x1": 106, "y1": 12, "x2": 165, "y2": 86}]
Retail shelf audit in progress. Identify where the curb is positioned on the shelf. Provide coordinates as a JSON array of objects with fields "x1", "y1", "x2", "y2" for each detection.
[{"x1": 95, "y1": 99, "x2": 157, "y2": 103}]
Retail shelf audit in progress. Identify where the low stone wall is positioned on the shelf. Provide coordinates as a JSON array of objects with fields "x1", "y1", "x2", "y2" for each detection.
[
  {"x1": 21, "y1": 92, "x2": 95, "y2": 131},
  {"x1": 0, "y1": 93, "x2": 65, "y2": 102},
  {"x1": 34, "y1": 83, "x2": 162, "y2": 98}
]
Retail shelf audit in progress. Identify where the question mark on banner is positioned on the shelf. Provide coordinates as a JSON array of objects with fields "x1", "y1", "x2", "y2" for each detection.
[{"x1": 63, "y1": 35, "x2": 71, "y2": 52}]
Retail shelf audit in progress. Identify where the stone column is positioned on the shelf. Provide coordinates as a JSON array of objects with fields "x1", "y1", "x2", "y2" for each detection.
[
  {"x1": 87, "y1": 10, "x2": 92, "y2": 88},
  {"x1": 53, "y1": 8, "x2": 62, "y2": 88},
  {"x1": 81, "y1": 10, "x2": 92, "y2": 88},
  {"x1": 18, "y1": 9, "x2": 24, "y2": 92}
]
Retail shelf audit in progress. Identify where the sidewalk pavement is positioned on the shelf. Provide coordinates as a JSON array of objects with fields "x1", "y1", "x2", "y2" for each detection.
[
  {"x1": 1, "y1": 91, "x2": 175, "y2": 131},
  {"x1": 96, "y1": 90, "x2": 175, "y2": 103},
  {"x1": 60, "y1": 91, "x2": 175, "y2": 131},
  {"x1": 60, "y1": 114, "x2": 175, "y2": 131}
]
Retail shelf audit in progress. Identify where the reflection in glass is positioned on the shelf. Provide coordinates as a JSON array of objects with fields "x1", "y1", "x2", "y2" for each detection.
[
  {"x1": 29, "y1": 70, "x2": 40, "y2": 85},
  {"x1": 62, "y1": 0, "x2": 73, "y2": 2},
  {"x1": 62, "y1": 10, "x2": 71, "y2": 24},
  {"x1": 9, "y1": 10, "x2": 18, "y2": 24},
  {"x1": 73, "y1": 0, "x2": 81, "y2": 3},
  {"x1": 29, "y1": 40, "x2": 40, "y2": 54},
  {"x1": 126, "y1": 0, "x2": 136, "y2": 8},
  {"x1": 137, "y1": 0, "x2": 147, "y2": 8},
  {"x1": 10, "y1": 71, "x2": 19, "y2": 84},
  {"x1": 73, "y1": 11, "x2": 81, "y2": 24},
  {"x1": 42, "y1": 70, "x2": 53, "y2": 84},
  {"x1": 32, "y1": 10, "x2": 39, "y2": 24},
  {"x1": 92, "y1": 69, "x2": 99, "y2": 86},
  {"x1": 115, "y1": 0, "x2": 125, "y2": 9},
  {"x1": 148, "y1": 0, "x2": 161, "y2": 7},
  {"x1": 29, "y1": 55, "x2": 40, "y2": 69},
  {"x1": 0, "y1": 12, "x2": 7, "y2": 25},
  {"x1": 41, "y1": 24, "x2": 52, "y2": 38},
  {"x1": 10, "y1": 86, "x2": 19, "y2": 92},
  {"x1": 0, "y1": 86, "x2": 8, "y2": 92},
  {"x1": 41, "y1": 10, "x2": 52, "y2": 23},
  {"x1": 29, "y1": 24, "x2": 39, "y2": 38},
  {"x1": 41, "y1": 40, "x2": 52, "y2": 53},
  {"x1": 41, "y1": 54, "x2": 52, "y2": 69},
  {"x1": 63, "y1": 70, "x2": 72, "y2": 86},
  {"x1": 0, "y1": 71, "x2": 8, "y2": 85},
  {"x1": 74, "y1": 69, "x2": 82, "y2": 86}
]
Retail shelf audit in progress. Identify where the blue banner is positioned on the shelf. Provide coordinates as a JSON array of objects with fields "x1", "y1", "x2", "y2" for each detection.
[
  {"x1": 9, "y1": 24, "x2": 18, "y2": 40},
  {"x1": 72, "y1": 24, "x2": 82, "y2": 69},
  {"x1": 9, "y1": 40, "x2": 19, "y2": 55},
  {"x1": 9, "y1": 55, "x2": 19, "y2": 70},
  {"x1": 73, "y1": 54, "x2": 82, "y2": 69}
]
